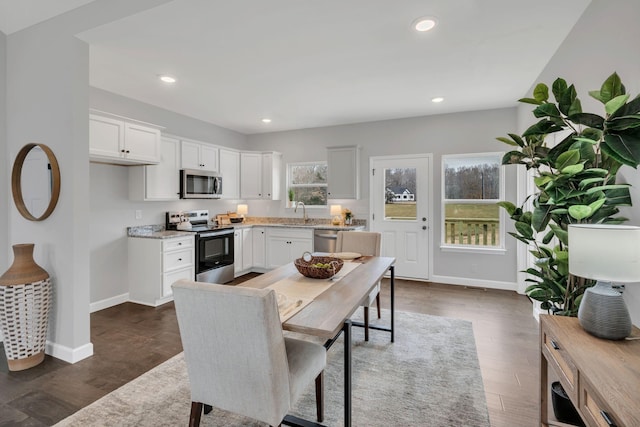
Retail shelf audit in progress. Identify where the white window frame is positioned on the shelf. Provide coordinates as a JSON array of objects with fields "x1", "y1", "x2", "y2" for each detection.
[
  {"x1": 441, "y1": 152, "x2": 506, "y2": 253},
  {"x1": 287, "y1": 161, "x2": 328, "y2": 208}
]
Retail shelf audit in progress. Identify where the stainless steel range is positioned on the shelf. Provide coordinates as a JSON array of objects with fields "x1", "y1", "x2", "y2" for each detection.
[{"x1": 166, "y1": 210, "x2": 234, "y2": 284}]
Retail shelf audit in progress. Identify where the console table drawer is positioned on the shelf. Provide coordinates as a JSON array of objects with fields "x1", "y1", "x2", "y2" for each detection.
[
  {"x1": 542, "y1": 329, "x2": 578, "y2": 402},
  {"x1": 580, "y1": 380, "x2": 619, "y2": 427}
]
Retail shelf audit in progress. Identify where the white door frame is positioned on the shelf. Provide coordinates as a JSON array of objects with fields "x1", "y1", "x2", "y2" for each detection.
[{"x1": 369, "y1": 154, "x2": 434, "y2": 281}]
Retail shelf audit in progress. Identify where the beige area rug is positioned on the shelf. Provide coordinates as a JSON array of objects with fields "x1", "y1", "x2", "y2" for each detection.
[{"x1": 55, "y1": 310, "x2": 490, "y2": 426}]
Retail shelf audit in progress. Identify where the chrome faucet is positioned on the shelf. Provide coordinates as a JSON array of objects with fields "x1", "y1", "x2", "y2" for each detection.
[{"x1": 295, "y1": 201, "x2": 309, "y2": 223}]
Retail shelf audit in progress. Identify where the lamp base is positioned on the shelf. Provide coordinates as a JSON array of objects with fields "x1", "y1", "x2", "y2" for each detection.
[{"x1": 577, "y1": 281, "x2": 631, "y2": 340}]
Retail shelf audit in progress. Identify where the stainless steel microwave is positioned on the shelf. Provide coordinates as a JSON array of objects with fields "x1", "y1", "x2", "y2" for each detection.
[{"x1": 180, "y1": 169, "x2": 222, "y2": 199}]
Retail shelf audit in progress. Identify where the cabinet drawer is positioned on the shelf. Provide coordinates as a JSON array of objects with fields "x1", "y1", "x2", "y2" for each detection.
[
  {"x1": 163, "y1": 248, "x2": 193, "y2": 272},
  {"x1": 542, "y1": 329, "x2": 578, "y2": 402},
  {"x1": 162, "y1": 237, "x2": 193, "y2": 251},
  {"x1": 580, "y1": 380, "x2": 619, "y2": 427},
  {"x1": 162, "y1": 267, "x2": 194, "y2": 297}
]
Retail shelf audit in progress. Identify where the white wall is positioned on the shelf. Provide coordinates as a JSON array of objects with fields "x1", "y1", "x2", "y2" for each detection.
[
  {"x1": 531, "y1": 0, "x2": 640, "y2": 324},
  {"x1": 4, "y1": 0, "x2": 173, "y2": 362},
  {"x1": 88, "y1": 88, "x2": 248, "y2": 306},
  {"x1": 0, "y1": 31, "x2": 7, "y2": 276},
  {"x1": 248, "y1": 108, "x2": 519, "y2": 286}
]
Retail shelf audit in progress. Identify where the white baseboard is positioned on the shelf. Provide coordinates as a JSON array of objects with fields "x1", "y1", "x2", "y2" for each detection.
[
  {"x1": 90, "y1": 292, "x2": 130, "y2": 313},
  {"x1": 46, "y1": 341, "x2": 94, "y2": 364},
  {"x1": 430, "y1": 274, "x2": 518, "y2": 292}
]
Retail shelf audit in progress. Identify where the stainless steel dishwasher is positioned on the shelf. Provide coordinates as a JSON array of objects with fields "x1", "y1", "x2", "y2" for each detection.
[{"x1": 313, "y1": 229, "x2": 339, "y2": 253}]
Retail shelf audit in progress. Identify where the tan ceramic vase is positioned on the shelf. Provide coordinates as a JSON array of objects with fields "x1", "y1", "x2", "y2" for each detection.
[{"x1": 0, "y1": 244, "x2": 52, "y2": 371}]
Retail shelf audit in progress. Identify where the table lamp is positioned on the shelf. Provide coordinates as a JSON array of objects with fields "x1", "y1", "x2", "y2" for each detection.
[
  {"x1": 568, "y1": 224, "x2": 640, "y2": 340},
  {"x1": 330, "y1": 205, "x2": 342, "y2": 226},
  {"x1": 236, "y1": 204, "x2": 248, "y2": 222}
]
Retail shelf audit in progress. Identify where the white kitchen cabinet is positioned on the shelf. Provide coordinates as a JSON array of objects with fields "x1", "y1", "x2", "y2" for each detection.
[
  {"x1": 327, "y1": 145, "x2": 360, "y2": 199},
  {"x1": 240, "y1": 151, "x2": 282, "y2": 199},
  {"x1": 262, "y1": 152, "x2": 282, "y2": 200},
  {"x1": 90, "y1": 113, "x2": 161, "y2": 165},
  {"x1": 181, "y1": 139, "x2": 219, "y2": 172},
  {"x1": 129, "y1": 136, "x2": 181, "y2": 201},
  {"x1": 128, "y1": 235, "x2": 194, "y2": 307},
  {"x1": 234, "y1": 228, "x2": 253, "y2": 276},
  {"x1": 266, "y1": 228, "x2": 313, "y2": 269},
  {"x1": 219, "y1": 148, "x2": 240, "y2": 199},
  {"x1": 252, "y1": 227, "x2": 266, "y2": 269}
]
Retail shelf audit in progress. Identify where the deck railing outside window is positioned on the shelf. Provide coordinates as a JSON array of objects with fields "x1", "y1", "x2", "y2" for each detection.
[{"x1": 444, "y1": 218, "x2": 499, "y2": 246}]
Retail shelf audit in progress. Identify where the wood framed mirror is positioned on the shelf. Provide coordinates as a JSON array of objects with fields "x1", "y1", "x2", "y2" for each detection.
[{"x1": 11, "y1": 143, "x2": 61, "y2": 221}]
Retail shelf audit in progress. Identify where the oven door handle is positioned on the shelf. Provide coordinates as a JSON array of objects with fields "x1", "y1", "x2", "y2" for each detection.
[{"x1": 199, "y1": 230, "x2": 234, "y2": 238}]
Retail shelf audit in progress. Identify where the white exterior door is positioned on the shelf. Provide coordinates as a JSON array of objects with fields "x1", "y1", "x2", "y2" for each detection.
[{"x1": 370, "y1": 154, "x2": 431, "y2": 280}]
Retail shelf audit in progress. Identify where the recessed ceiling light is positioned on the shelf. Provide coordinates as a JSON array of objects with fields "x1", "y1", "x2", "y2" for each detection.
[
  {"x1": 261, "y1": 118, "x2": 272, "y2": 124},
  {"x1": 432, "y1": 97, "x2": 444, "y2": 103},
  {"x1": 413, "y1": 17, "x2": 437, "y2": 32},
  {"x1": 159, "y1": 75, "x2": 176, "y2": 83}
]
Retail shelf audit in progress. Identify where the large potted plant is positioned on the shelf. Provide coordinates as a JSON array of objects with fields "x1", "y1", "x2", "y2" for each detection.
[{"x1": 498, "y1": 72, "x2": 640, "y2": 316}]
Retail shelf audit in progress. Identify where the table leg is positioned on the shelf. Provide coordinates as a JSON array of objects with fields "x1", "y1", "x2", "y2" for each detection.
[
  {"x1": 343, "y1": 319, "x2": 352, "y2": 427},
  {"x1": 390, "y1": 265, "x2": 395, "y2": 343}
]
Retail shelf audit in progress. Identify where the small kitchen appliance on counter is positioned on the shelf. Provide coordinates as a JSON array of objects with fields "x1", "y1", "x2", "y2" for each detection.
[{"x1": 166, "y1": 210, "x2": 234, "y2": 284}]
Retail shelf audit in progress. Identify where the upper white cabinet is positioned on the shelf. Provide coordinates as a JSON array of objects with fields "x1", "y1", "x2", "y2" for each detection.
[
  {"x1": 90, "y1": 113, "x2": 161, "y2": 165},
  {"x1": 129, "y1": 136, "x2": 181, "y2": 201},
  {"x1": 219, "y1": 148, "x2": 240, "y2": 199},
  {"x1": 181, "y1": 139, "x2": 219, "y2": 172},
  {"x1": 240, "y1": 151, "x2": 282, "y2": 200},
  {"x1": 327, "y1": 145, "x2": 360, "y2": 199}
]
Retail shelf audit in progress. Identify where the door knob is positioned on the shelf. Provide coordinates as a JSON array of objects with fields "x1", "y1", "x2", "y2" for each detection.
[
  {"x1": 422, "y1": 226, "x2": 427, "y2": 230},
  {"x1": 422, "y1": 217, "x2": 427, "y2": 221}
]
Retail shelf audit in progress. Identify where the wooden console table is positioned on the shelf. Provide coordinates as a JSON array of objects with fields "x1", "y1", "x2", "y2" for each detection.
[{"x1": 540, "y1": 315, "x2": 640, "y2": 427}]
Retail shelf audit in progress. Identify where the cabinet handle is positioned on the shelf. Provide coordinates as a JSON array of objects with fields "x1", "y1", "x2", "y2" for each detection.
[
  {"x1": 600, "y1": 411, "x2": 617, "y2": 427},
  {"x1": 126, "y1": 150, "x2": 130, "y2": 154},
  {"x1": 550, "y1": 340, "x2": 560, "y2": 350},
  {"x1": 121, "y1": 149, "x2": 126, "y2": 153},
  {"x1": 178, "y1": 242, "x2": 182, "y2": 245},
  {"x1": 178, "y1": 258, "x2": 182, "y2": 261}
]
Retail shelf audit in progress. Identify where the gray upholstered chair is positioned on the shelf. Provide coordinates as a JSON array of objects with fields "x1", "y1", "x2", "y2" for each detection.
[
  {"x1": 335, "y1": 231, "x2": 382, "y2": 341},
  {"x1": 172, "y1": 280, "x2": 326, "y2": 427}
]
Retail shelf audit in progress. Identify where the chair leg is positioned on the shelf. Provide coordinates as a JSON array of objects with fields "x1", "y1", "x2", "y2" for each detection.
[
  {"x1": 189, "y1": 402, "x2": 203, "y2": 427},
  {"x1": 376, "y1": 293, "x2": 381, "y2": 319},
  {"x1": 315, "y1": 371, "x2": 324, "y2": 422},
  {"x1": 204, "y1": 404, "x2": 213, "y2": 414},
  {"x1": 364, "y1": 306, "x2": 370, "y2": 341}
]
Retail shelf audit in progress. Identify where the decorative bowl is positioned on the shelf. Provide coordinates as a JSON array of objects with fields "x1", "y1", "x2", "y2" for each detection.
[
  {"x1": 294, "y1": 254, "x2": 344, "y2": 279},
  {"x1": 229, "y1": 217, "x2": 244, "y2": 223}
]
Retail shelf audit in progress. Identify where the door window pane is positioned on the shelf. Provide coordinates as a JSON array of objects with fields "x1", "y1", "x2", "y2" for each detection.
[{"x1": 384, "y1": 168, "x2": 416, "y2": 220}]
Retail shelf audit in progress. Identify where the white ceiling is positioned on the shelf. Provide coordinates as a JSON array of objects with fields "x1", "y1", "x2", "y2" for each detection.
[
  {"x1": 0, "y1": 0, "x2": 97, "y2": 34},
  {"x1": 9, "y1": 0, "x2": 593, "y2": 135}
]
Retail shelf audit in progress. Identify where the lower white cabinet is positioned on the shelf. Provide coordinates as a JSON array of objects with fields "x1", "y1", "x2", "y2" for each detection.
[
  {"x1": 252, "y1": 227, "x2": 266, "y2": 268},
  {"x1": 266, "y1": 228, "x2": 313, "y2": 269},
  {"x1": 234, "y1": 228, "x2": 253, "y2": 276},
  {"x1": 128, "y1": 235, "x2": 194, "y2": 306}
]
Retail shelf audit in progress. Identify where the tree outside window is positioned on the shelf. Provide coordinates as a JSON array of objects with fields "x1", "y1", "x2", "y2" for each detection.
[
  {"x1": 442, "y1": 153, "x2": 503, "y2": 248},
  {"x1": 288, "y1": 162, "x2": 328, "y2": 206}
]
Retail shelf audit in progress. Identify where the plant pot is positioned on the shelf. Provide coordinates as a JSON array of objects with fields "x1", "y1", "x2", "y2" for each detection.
[
  {"x1": 0, "y1": 244, "x2": 52, "y2": 371},
  {"x1": 551, "y1": 382, "x2": 585, "y2": 426}
]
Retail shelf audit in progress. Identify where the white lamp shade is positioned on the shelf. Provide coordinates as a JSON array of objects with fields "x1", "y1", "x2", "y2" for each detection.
[
  {"x1": 330, "y1": 205, "x2": 342, "y2": 216},
  {"x1": 569, "y1": 224, "x2": 640, "y2": 283},
  {"x1": 236, "y1": 204, "x2": 248, "y2": 215}
]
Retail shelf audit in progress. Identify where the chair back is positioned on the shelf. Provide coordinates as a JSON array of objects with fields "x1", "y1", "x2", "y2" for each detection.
[
  {"x1": 172, "y1": 280, "x2": 290, "y2": 426},
  {"x1": 336, "y1": 231, "x2": 381, "y2": 257}
]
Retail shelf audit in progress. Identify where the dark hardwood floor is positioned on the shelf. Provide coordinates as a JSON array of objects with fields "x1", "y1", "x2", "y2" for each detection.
[{"x1": 0, "y1": 275, "x2": 539, "y2": 426}]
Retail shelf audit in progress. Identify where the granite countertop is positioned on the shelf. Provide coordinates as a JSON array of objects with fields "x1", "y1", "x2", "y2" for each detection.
[{"x1": 128, "y1": 218, "x2": 365, "y2": 239}]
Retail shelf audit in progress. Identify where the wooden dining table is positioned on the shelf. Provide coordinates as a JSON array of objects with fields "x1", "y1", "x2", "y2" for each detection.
[{"x1": 239, "y1": 256, "x2": 396, "y2": 427}]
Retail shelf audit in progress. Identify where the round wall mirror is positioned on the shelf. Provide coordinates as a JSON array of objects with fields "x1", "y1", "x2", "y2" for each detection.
[{"x1": 11, "y1": 143, "x2": 61, "y2": 221}]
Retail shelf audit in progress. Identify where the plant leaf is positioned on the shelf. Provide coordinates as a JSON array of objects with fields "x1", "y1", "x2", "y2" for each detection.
[
  {"x1": 568, "y1": 98, "x2": 582, "y2": 116},
  {"x1": 599, "y1": 72, "x2": 625, "y2": 104},
  {"x1": 604, "y1": 187, "x2": 632, "y2": 206},
  {"x1": 605, "y1": 94, "x2": 630, "y2": 116},
  {"x1": 549, "y1": 224, "x2": 568, "y2": 245},
  {"x1": 555, "y1": 149, "x2": 580, "y2": 169},
  {"x1": 533, "y1": 103, "x2": 561, "y2": 118},
  {"x1": 568, "y1": 205, "x2": 591, "y2": 220},
  {"x1": 552, "y1": 78, "x2": 568, "y2": 102},
  {"x1": 578, "y1": 177, "x2": 605, "y2": 189},
  {"x1": 602, "y1": 133, "x2": 640, "y2": 167},
  {"x1": 532, "y1": 205, "x2": 553, "y2": 232},
  {"x1": 522, "y1": 119, "x2": 565, "y2": 137},
  {"x1": 533, "y1": 83, "x2": 549, "y2": 102},
  {"x1": 561, "y1": 164, "x2": 585, "y2": 175},
  {"x1": 611, "y1": 94, "x2": 640, "y2": 119},
  {"x1": 567, "y1": 113, "x2": 605, "y2": 129},
  {"x1": 518, "y1": 97, "x2": 543, "y2": 105},
  {"x1": 606, "y1": 115, "x2": 640, "y2": 131},
  {"x1": 502, "y1": 150, "x2": 528, "y2": 165},
  {"x1": 588, "y1": 198, "x2": 606, "y2": 215},
  {"x1": 515, "y1": 221, "x2": 534, "y2": 239},
  {"x1": 496, "y1": 136, "x2": 519, "y2": 146},
  {"x1": 496, "y1": 201, "x2": 516, "y2": 216}
]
